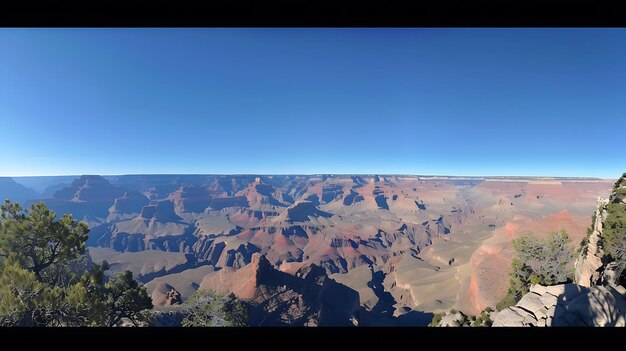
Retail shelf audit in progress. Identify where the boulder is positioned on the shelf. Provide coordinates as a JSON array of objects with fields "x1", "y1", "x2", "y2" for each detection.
[
  {"x1": 516, "y1": 292, "x2": 544, "y2": 315},
  {"x1": 492, "y1": 308, "x2": 526, "y2": 327}
]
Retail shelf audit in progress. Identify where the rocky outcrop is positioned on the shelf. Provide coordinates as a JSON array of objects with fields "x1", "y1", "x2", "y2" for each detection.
[
  {"x1": 165, "y1": 288, "x2": 182, "y2": 305},
  {"x1": 150, "y1": 282, "x2": 177, "y2": 306},
  {"x1": 140, "y1": 200, "x2": 183, "y2": 222},
  {"x1": 192, "y1": 238, "x2": 226, "y2": 264},
  {"x1": 199, "y1": 253, "x2": 360, "y2": 326},
  {"x1": 150, "y1": 284, "x2": 183, "y2": 306},
  {"x1": 236, "y1": 180, "x2": 290, "y2": 209},
  {"x1": 52, "y1": 175, "x2": 125, "y2": 202},
  {"x1": 35, "y1": 175, "x2": 126, "y2": 223},
  {"x1": 209, "y1": 196, "x2": 249, "y2": 210},
  {"x1": 575, "y1": 197, "x2": 610, "y2": 287},
  {"x1": 190, "y1": 237, "x2": 260, "y2": 269},
  {"x1": 167, "y1": 186, "x2": 213, "y2": 213},
  {"x1": 278, "y1": 201, "x2": 333, "y2": 223},
  {"x1": 320, "y1": 184, "x2": 344, "y2": 204},
  {"x1": 91, "y1": 219, "x2": 194, "y2": 253},
  {"x1": 492, "y1": 283, "x2": 626, "y2": 326},
  {"x1": 90, "y1": 200, "x2": 195, "y2": 252},
  {"x1": 223, "y1": 242, "x2": 262, "y2": 269},
  {"x1": 107, "y1": 191, "x2": 150, "y2": 222},
  {"x1": 494, "y1": 180, "x2": 626, "y2": 327}
]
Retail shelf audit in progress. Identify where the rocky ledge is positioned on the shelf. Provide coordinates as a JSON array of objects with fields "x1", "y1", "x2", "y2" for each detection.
[{"x1": 493, "y1": 283, "x2": 626, "y2": 326}]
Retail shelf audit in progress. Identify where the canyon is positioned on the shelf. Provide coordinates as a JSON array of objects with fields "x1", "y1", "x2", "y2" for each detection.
[{"x1": 1, "y1": 174, "x2": 614, "y2": 325}]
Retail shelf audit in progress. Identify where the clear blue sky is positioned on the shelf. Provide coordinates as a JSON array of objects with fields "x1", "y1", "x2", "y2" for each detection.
[{"x1": 0, "y1": 28, "x2": 624, "y2": 178}]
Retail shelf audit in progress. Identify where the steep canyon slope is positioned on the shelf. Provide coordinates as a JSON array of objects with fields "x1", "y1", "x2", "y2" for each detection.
[{"x1": 3, "y1": 174, "x2": 613, "y2": 322}]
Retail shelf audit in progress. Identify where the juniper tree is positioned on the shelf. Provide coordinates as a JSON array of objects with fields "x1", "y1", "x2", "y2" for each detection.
[
  {"x1": 496, "y1": 230, "x2": 575, "y2": 310},
  {"x1": 0, "y1": 200, "x2": 153, "y2": 326},
  {"x1": 0, "y1": 200, "x2": 89, "y2": 283}
]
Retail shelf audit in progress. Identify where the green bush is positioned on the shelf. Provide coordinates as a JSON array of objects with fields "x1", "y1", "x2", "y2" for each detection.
[
  {"x1": 602, "y1": 203, "x2": 626, "y2": 256},
  {"x1": 601, "y1": 177, "x2": 626, "y2": 282},
  {"x1": 496, "y1": 273, "x2": 528, "y2": 311},
  {"x1": 580, "y1": 212, "x2": 597, "y2": 256},
  {"x1": 181, "y1": 289, "x2": 249, "y2": 327},
  {"x1": 472, "y1": 308, "x2": 493, "y2": 327},
  {"x1": 612, "y1": 173, "x2": 626, "y2": 190},
  {"x1": 496, "y1": 230, "x2": 574, "y2": 310}
]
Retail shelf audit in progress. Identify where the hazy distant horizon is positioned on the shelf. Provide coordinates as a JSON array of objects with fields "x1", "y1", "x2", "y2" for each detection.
[{"x1": 5, "y1": 173, "x2": 615, "y2": 180}]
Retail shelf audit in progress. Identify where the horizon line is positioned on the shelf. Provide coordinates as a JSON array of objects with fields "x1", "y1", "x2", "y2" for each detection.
[{"x1": 3, "y1": 173, "x2": 614, "y2": 180}]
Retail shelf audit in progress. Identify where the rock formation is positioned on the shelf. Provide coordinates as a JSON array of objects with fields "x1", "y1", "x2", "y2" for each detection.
[
  {"x1": 575, "y1": 197, "x2": 610, "y2": 287},
  {"x1": 167, "y1": 186, "x2": 213, "y2": 214},
  {"x1": 199, "y1": 253, "x2": 360, "y2": 326},
  {"x1": 276, "y1": 200, "x2": 333, "y2": 223},
  {"x1": 493, "y1": 283, "x2": 626, "y2": 326},
  {"x1": 150, "y1": 282, "x2": 178, "y2": 306},
  {"x1": 32, "y1": 175, "x2": 126, "y2": 224},
  {"x1": 150, "y1": 284, "x2": 183, "y2": 306},
  {"x1": 107, "y1": 191, "x2": 150, "y2": 222},
  {"x1": 165, "y1": 289, "x2": 182, "y2": 305},
  {"x1": 140, "y1": 200, "x2": 183, "y2": 222}
]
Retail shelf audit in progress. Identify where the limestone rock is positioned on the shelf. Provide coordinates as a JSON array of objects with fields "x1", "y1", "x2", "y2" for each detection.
[
  {"x1": 543, "y1": 284, "x2": 566, "y2": 297},
  {"x1": 492, "y1": 308, "x2": 526, "y2": 327},
  {"x1": 539, "y1": 293, "x2": 558, "y2": 309},
  {"x1": 530, "y1": 284, "x2": 548, "y2": 296},
  {"x1": 516, "y1": 292, "x2": 544, "y2": 315},
  {"x1": 533, "y1": 306, "x2": 547, "y2": 320},
  {"x1": 522, "y1": 313, "x2": 538, "y2": 326},
  {"x1": 545, "y1": 305, "x2": 555, "y2": 325},
  {"x1": 495, "y1": 283, "x2": 626, "y2": 327},
  {"x1": 544, "y1": 283, "x2": 583, "y2": 302},
  {"x1": 553, "y1": 285, "x2": 626, "y2": 326}
]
